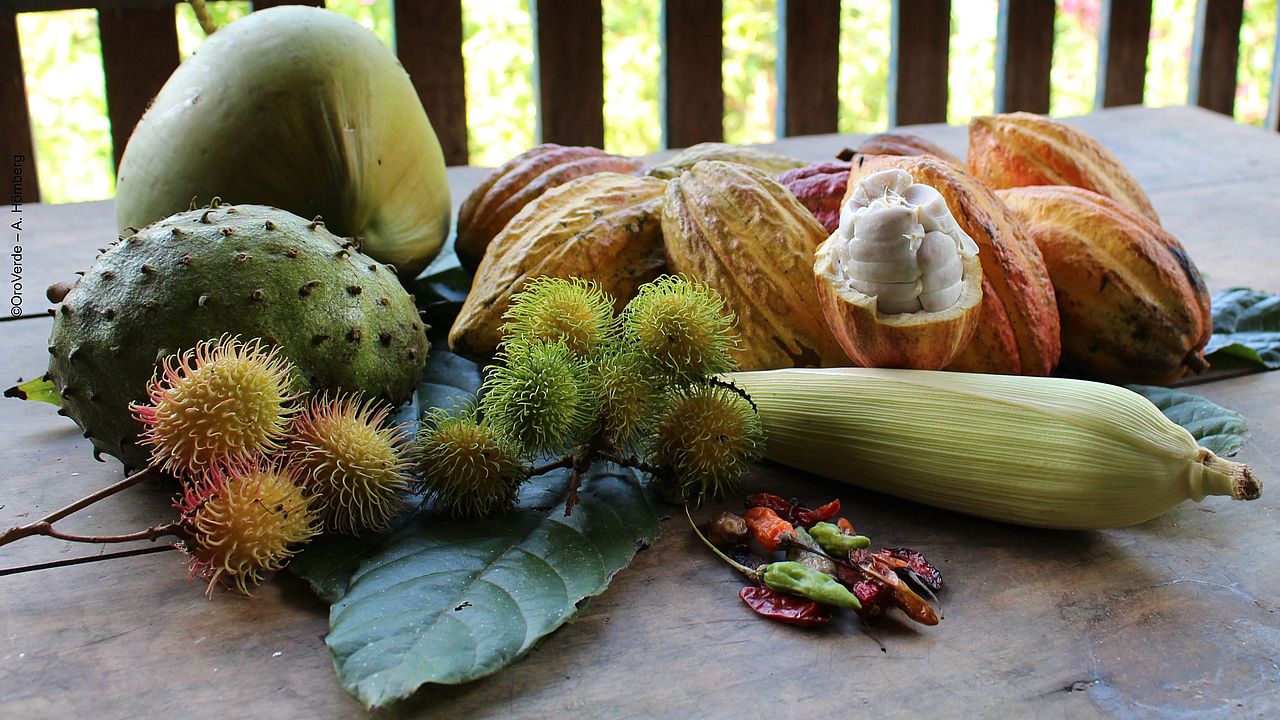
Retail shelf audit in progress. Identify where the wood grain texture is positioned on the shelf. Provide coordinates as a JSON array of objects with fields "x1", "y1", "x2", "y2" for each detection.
[
  {"x1": 777, "y1": 0, "x2": 839, "y2": 137},
  {"x1": 889, "y1": 0, "x2": 950, "y2": 126},
  {"x1": 97, "y1": 3, "x2": 180, "y2": 171},
  {"x1": 1096, "y1": 0, "x2": 1152, "y2": 107},
  {"x1": 1189, "y1": 0, "x2": 1244, "y2": 115},
  {"x1": 995, "y1": 0, "x2": 1055, "y2": 114},
  {"x1": 0, "y1": 11, "x2": 38, "y2": 202},
  {"x1": 661, "y1": 0, "x2": 724, "y2": 148},
  {"x1": 395, "y1": 0, "x2": 468, "y2": 166},
  {"x1": 533, "y1": 0, "x2": 604, "y2": 147},
  {"x1": 2, "y1": 108, "x2": 1279, "y2": 718}
]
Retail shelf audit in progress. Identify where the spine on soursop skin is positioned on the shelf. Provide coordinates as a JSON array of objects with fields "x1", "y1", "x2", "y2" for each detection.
[{"x1": 46, "y1": 203, "x2": 429, "y2": 469}]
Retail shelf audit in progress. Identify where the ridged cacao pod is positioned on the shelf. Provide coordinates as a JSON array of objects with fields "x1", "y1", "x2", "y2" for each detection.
[
  {"x1": 968, "y1": 112, "x2": 1160, "y2": 224},
  {"x1": 648, "y1": 142, "x2": 806, "y2": 180},
  {"x1": 455, "y1": 144, "x2": 643, "y2": 272},
  {"x1": 662, "y1": 161, "x2": 847, "y2": 370},
  {"x1": 856, "y1": 132, "x2": 963, "y2": 167},
  {"x1": 449, "y1": 173, "x2": 667, "y2": 358},
  {"x1": 998, "y1": 186, "x2": 1211, "y2": 385},
  {"x1": 776, "y1": 161, "x2": 851, "y2": 234},
  {"x1": 849, "y1": 154, "x2": 1061, "y2": 375}
]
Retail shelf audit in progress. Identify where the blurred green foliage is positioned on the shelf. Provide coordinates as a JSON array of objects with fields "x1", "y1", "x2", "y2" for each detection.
[{"x1": 13, "y1": 0, "x2": 1280, "y2": 203}]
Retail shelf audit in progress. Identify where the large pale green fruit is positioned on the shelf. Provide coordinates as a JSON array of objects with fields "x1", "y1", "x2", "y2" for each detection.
[{"x1": 115, "y1": 6, "x2": 450, "y2": 279}]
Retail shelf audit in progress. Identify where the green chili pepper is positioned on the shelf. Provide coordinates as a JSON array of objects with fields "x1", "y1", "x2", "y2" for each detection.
[
  {"x1": 809, "y1": 522, "x2": 871, "y2": 554},
  {"x1": 758, "y1": 561, "x2": 862, "y2": 609}
]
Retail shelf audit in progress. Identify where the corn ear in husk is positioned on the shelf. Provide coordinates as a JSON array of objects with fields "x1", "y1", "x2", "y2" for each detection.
[{"x1": 727, "y1": 367, "x2": 1261, "y2": 529}]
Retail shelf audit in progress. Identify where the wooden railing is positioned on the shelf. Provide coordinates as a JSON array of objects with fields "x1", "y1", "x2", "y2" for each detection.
[{"x1": 0, "y1": 0, "x2": 1264, "y2": 203}]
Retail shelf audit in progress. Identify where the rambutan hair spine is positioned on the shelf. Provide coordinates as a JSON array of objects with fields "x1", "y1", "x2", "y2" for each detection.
[
  {"x1": 284, "y1": 392, "x2": 417, "y2": 535},
  {"x1": 132, "y1": 334, "x2": 302, "y2": 479},
  {"x1": 175, "y1": 458, "x2": 320, "y2": 597}
]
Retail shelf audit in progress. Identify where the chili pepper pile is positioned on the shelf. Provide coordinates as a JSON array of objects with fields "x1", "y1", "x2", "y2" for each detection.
[{"x1": 692, "y1": 493, "x2": 944, "y2": 629}]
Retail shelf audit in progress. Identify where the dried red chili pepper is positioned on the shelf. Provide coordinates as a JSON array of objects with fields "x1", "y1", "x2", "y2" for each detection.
[
  {"x1": 743, "y1": 506, "x2": 793, "y2": 552},
  {"x1": 744, "y1": 493, "x2": 794, "y2": 518},
  {"x1": 880, "y1": 547, "x2": 942, "y2": 592},
  {"x1": 745, "y1": 493, "x2": 841, "y2": 528},
  {"x1": 795, "y1": 499, "x2": 841, "y2": 527},
  {"x1": 836, "y1": 564, "x2": 890, "y2": 617},
  {"x1": 738, "y1": 586, "x2": 832, "y2": 627},
  {"x1": 836, "y1": 517, "x2": 856, "y2": 535}
]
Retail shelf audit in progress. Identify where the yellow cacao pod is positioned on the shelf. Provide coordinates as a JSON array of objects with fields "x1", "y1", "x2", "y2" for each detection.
[{"x1": 661, "y1": 161, "x2": 847, "y2": 370}]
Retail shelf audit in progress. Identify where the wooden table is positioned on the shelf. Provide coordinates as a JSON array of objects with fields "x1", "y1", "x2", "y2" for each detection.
[{"x1": 1, "y1": 106, "x2": 1277, "y2": 719}]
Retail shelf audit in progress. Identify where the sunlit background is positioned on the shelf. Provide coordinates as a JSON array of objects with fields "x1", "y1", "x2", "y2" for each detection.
[{"x1": 15, "y1": 0, "x2": 1278, "y2": 203}]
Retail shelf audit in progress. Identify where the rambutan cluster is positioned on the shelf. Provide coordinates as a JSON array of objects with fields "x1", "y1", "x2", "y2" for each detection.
[
  {"x1": 130, "y1": 335, "x2": 414, "y2": 596},
  {"x1": 131, "y1": 278, "x2": 764, "y2": 593},
  {"x1": 419, "y1": 275, "x2": 764, "y2": 514}
]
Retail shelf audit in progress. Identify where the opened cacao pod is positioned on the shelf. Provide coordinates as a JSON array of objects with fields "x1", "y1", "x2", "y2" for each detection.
[{"x1": 849, "y1": 154, "x2": 1061, "y2": 375}]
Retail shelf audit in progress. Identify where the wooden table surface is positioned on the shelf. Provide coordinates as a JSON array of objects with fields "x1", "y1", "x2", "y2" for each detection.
[{"x1": 1, "y1": 106, "x2": 1278, "y2": 719}]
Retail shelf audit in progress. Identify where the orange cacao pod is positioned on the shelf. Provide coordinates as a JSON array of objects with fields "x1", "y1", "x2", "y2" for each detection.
[
  {"x1": 998, "y1": 186, "x2": 1212, "y2": 385},
  {"x1": 449, "y1": 173, "x2": 667, "y2": 358},
  {"x1": 455, "y1": 144, "x2": 643, "y2": 272},
  {"x1": 968, "y1": 112, "x2": 1159, "y2": 224}
]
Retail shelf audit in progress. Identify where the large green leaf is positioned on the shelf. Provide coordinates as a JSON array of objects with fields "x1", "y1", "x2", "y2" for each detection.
[
  {"x1": 1205, "y1": 287, "x2": 1280, "y2": 370},
  {"x1": 326, "y1": 465, "x2": 664, "y2": 708},
  {"x1": 1128, "y1": 384, "x2": 1249, "y2": 457}
]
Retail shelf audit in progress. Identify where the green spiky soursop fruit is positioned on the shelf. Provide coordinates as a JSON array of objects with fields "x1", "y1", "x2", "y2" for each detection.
[
  {"x1": 115, "y1": 6, "x2": 450, "y2": 279},
  {"x1": 48, "y1": 203, "x2": 429, "y2": 469}
]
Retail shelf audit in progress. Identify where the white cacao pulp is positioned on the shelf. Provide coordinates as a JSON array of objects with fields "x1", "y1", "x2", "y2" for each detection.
[{"x1": 832, "y1": 169, "x2": 979, "y2": 314}]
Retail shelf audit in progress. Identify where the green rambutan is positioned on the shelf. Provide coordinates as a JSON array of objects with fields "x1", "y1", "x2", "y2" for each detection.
[
  {"x1": 285, "y1": 393, "x2": 414, "y2": 535},
  {"x1": 416, "y1": 403, "x2": 528, "y2": 517},
  {"x1": 502, "y1": 276, "x2": 619, "y2": 357},
  {"x1": 593, "y1": 349, "x2": 656, "y2": 449},
  {"x1": 479, "y1": 338, "x2": 597, "y2": 456},
  {"x1": 175, "y1": 460, "x2": 319, "y2": 596},
  {"x1": 622, "y1": 275, "x2": 738, "y2": 380},
  {"x1": 646, "y1": 383, "x2": 764, "y2": 502},
  {"x1": 133, "y1": 335, "x2": 299, "y2": 477}
]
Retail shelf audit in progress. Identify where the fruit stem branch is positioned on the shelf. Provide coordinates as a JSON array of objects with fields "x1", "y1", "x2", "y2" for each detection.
[
  {"x1": 0, "y1": 466, "x2": 156, "y2": 548},
  {"x1": 529, "y1": 455, "x2": 573, "y2": 477},
  {"x1": 42, "y1": 522, "x2": 184, "y2": 545},
  {"x1": 0, "y1": 544, "x2": 178, "y2": 577}
]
